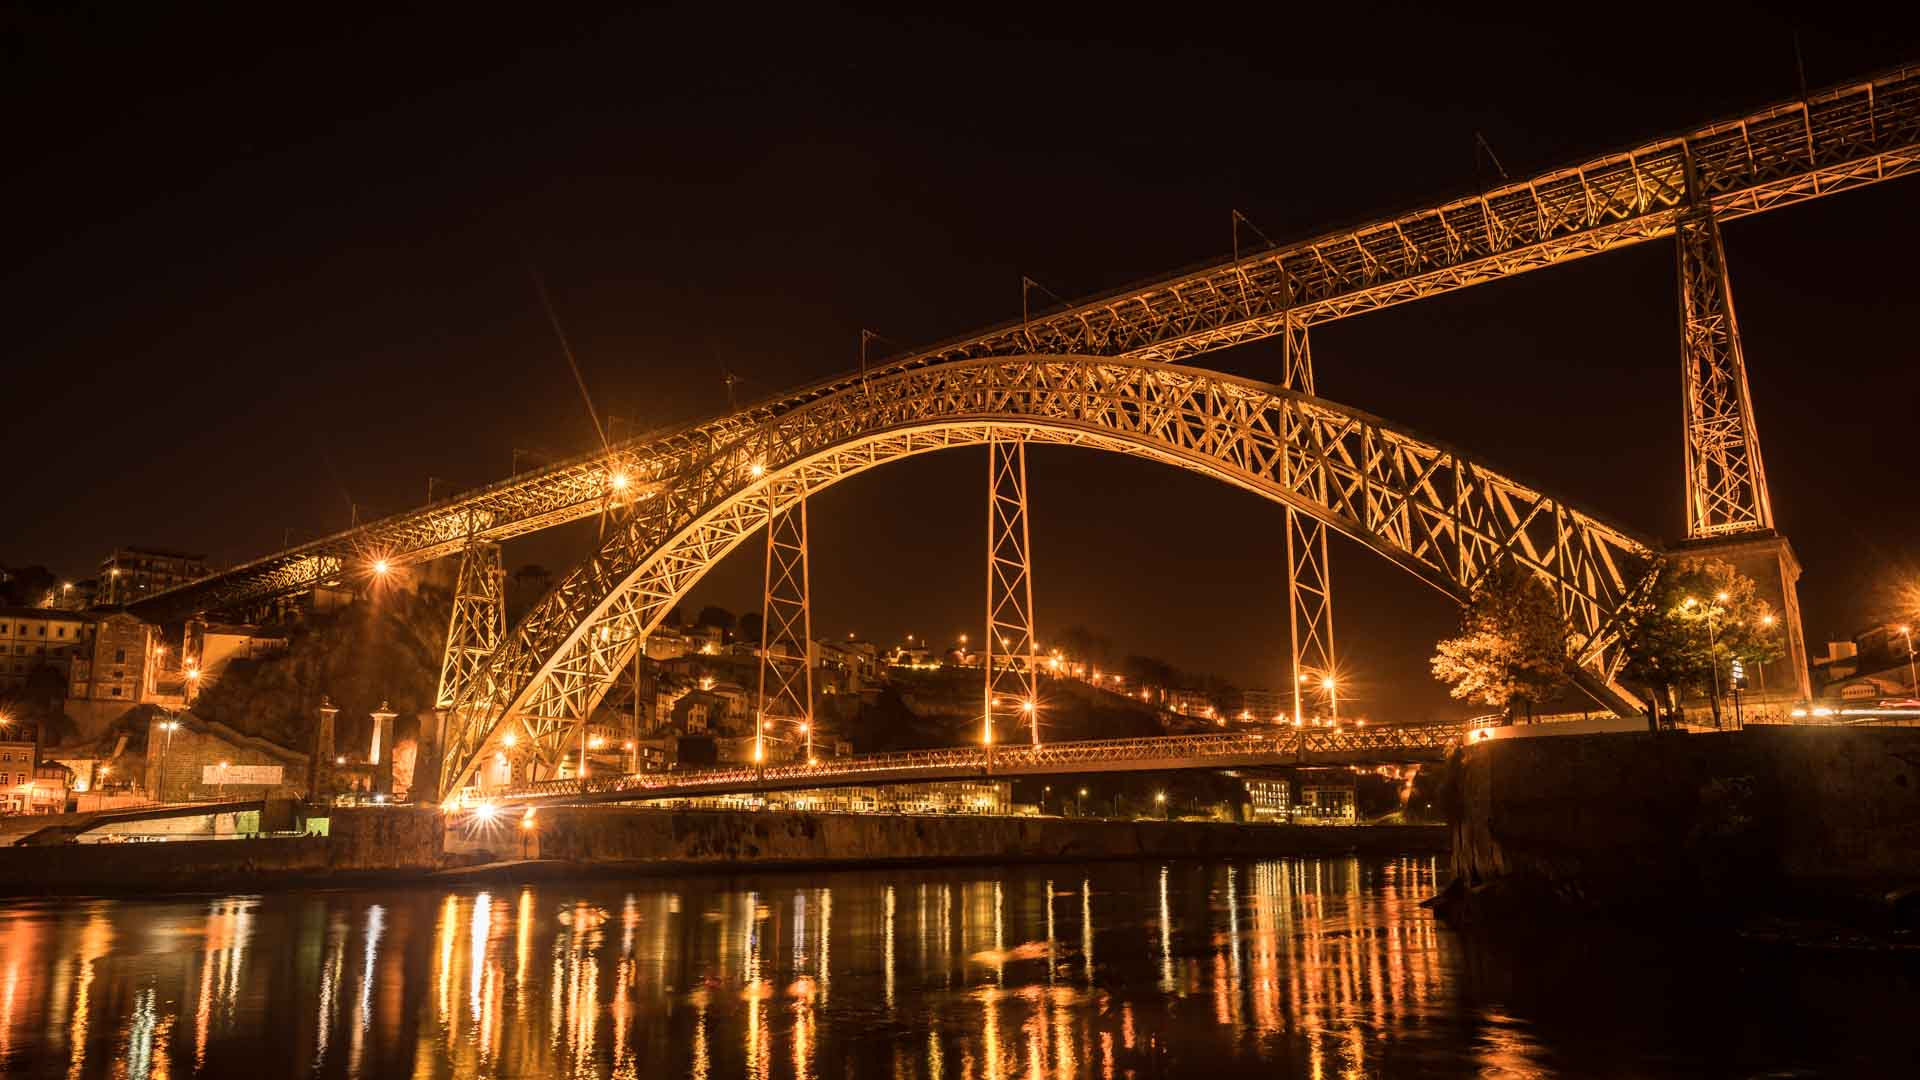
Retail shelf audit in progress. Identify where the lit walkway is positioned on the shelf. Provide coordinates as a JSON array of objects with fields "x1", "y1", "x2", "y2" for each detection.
[{"x1": 491, "y1": 721, "x2": 1463, "y2": 807}]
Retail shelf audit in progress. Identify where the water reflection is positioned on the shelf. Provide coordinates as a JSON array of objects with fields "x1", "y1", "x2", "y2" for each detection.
[{"x1": 0, "y1": 854, "x2": 1913, "y2": 1076}]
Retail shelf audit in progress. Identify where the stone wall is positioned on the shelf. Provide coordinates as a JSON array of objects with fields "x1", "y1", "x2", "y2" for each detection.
[
  {"x1": 0, "y1": 806, "x2": 1442, "y2": 897},
  {"x1": 1439, "y1": 727, "x2": 1920, "y2": 920},
  {"x1": 144, "y1": 714, "x2": 308, "y2": 801},
  {"x1": 519, "y1": 808, "x2": 1446, "y2": 867}
]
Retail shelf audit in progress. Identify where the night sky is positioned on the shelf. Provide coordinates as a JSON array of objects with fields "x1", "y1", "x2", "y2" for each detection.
[{"x1": 6, "y1": 6, "x2": 1917, "y2": 719}]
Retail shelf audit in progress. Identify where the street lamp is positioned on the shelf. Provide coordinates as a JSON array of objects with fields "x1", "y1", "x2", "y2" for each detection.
[
  {"x1": 1154, "y1": 791, "x2": 1168, "y2": 820},
  {"x1": 157, "y1": 719, "x2": 179, "y2": 802},
  {"x1": 1682, "y1": 596, "x2": 1726, "y2": 727},
  {"x1": 1899, "y1": 625, "x2": 1917, "y2": 700},
  {"x1": 1076, "y1": 787, "x2": 1087, "y2": 817}
]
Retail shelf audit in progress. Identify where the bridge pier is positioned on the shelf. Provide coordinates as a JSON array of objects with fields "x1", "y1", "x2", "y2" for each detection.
[
  {"x1": 755, "y1": 483, "x2": 814, "y2": 765},
  {"x1": 1281, "y1": 314, "x2": 1338, "y2": 723},
  {"x1": 985, "y1": 435, "x2": 1040, "y2": 748},
  {"x1": 1670, "y1": 162, "x2": 1806, "y2": 705},
  {"x1": 1670, "y1": 532, "x2": 1811, "y2": 703}
]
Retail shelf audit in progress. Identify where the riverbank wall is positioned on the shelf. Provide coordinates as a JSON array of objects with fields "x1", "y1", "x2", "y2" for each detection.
[
  {"x1": 516, "y1": 808, "x2": 1447, "y2": 867},
  {"x1": 0, "y1": 807, "x2": 1444, "y2": 897},
  {"x1": 1434, "y1": 726, "x2": 1920, "y2": 924}
]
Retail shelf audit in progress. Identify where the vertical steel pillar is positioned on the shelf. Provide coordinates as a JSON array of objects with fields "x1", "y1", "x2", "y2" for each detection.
[
  {"x1": 435, "y1": 538, "x2": 506, "y2": 793},
  {"x1": 985, "y1": 436, "x2": 1040, "y2": 749},
  {"x1": 1676, "y1": 169, "x2": 1773, "y2": 537},
  {"x1": 756, "y1": 484, "x2": 814, "y2": 764},
  {"x1": 1282, "y1": 316, "x2": 1337, "y2": 722}
]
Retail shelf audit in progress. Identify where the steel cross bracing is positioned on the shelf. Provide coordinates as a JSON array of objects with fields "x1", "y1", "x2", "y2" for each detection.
[
  {"x1": 1280, "y1": 316, "x2": 1337, "y2": 721},
  {"x1": 440, "y1": 355, "x2": 1660, "y2": 793},
  {"x1": 985, "y1": 437, "x2": 1040, "y2": 750},
  {"x1": 435, "y1": 540, "x2": 507, "y2": 711},
  {"x1": 490, "y1": 722, "x2": 1465, "y2": 806},
  {"x1": 134, "y1": 64, "x2": 1920, "y2": 624},
  {"x1": 756, "y1": 487, "x2": 814, "y2": 763},
  {"x1": 1675, "y1": 196, "x2": 1772, "y2": 537}
]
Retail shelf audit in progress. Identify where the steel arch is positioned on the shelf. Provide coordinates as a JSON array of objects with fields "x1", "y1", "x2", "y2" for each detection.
[{"x1": 440, "y1": 355, "x2": 1661, "y2": 793}]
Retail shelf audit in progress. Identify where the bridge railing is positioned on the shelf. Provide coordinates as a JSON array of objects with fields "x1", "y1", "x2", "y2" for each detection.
[{"x1": 490, "y1": 721, "x2": 1466, "y2": 804}]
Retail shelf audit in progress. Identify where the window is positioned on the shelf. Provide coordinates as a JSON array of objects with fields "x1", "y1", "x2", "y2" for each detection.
[
  {"x1": 56, "y1": 627, "x2": 65, "y2": 638},
  {"x1": 36, "y1": 626, "x2": 45, "y2": 636},
  {"x1": 115, "y1": 649, "x2": 125, "y2": 663},
  {"x1": 110, "y1": 687, "x2": 122, "y2": 697}
]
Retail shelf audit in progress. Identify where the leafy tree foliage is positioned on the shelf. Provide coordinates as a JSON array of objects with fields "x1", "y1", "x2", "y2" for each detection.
[
  {"x1": 1620, "y1": 557, "x2": 1783, "y2": 728},
  {"x1": 1430, "y1": 563, "x2": 1572, "y2": 720},
  {"x1": 1056, "y1": 624, "x2": 1115, "y2": 672},
  {"x1": 0, "y1": 564, "x2": 56, "y2": 607},
  {"x1": 736, "y1": 611, "x2": 764, "y2": 648}
]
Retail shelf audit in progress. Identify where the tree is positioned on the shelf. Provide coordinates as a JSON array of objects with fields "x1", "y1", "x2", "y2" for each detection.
[
  {"x1": 695, "y1": 606, "x2": 736, "y2": 640},
  {"x1": 0, "y1": 565, "x2": 56, "y2": 607},
  {"x1": 736, "y1": 611, "x2": 764, "y2": 648},
  {"x1": 1620, "y1": 557, "x2": 1784, "y2": 729},
  {"x1": 1057, "y1": 624, "x2": 1114, "y2": 672},
  {"x1": 1430, "y1": 563, "x2": 1572, "y2": 721},
  {"x1": 1121, "y1": 655, "x2": 1175, "y2": 693}
]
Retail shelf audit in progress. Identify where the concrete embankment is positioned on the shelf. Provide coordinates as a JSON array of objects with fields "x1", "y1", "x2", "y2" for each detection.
[
  {"x1": 1433, "y1": 726, "x2": 1920, "y2": 925},
  {"x1": 0, "y1": 806, "x2": 1444, "y2": 897}
]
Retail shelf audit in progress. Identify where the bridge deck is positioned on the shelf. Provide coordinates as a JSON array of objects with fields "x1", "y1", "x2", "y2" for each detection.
[{"x1": 488, "y1": 723, "x2": 1461, "y2": 807}]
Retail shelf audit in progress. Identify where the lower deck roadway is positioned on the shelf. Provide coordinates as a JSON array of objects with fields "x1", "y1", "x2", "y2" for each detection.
[{"x1": 490, "y1": 722, "x2": 1464, "y2": 808}]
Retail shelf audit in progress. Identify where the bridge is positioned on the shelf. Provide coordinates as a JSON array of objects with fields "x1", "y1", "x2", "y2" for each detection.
[
  {"x1": 486, "y1": 722, "x2": 1462, "y2": 809},
  {"x1": 125, "y1": 63, "x2": 1920, "y2": 803}
]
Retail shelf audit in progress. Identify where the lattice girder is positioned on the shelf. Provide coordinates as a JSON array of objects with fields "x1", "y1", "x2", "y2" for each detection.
[
  {"x1": 138, "y1": 66, "x2": 1917, "y2": 625},
  {"x1": 435, "y1": 540, "x2": 506, "y2": 710},
  {"x1": 440, "y1": 354, "x2": 1663, "y2": 793}
]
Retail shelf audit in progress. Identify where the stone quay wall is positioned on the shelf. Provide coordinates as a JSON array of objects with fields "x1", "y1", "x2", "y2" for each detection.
[
  {"x1": 0, "y1": 806, "x2": 1442, "y2": 896},
  {"x1": 516, "y1": 808, "x2": 1447, "y2": 868},
  {"x1": 1439, "y1": 727, "x2": 1920, "y2": 920}
]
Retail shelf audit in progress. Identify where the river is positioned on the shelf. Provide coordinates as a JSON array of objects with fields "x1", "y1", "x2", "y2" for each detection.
[{"x1": 0, "y1": 855, "x2": 1911, "y2": 1077}]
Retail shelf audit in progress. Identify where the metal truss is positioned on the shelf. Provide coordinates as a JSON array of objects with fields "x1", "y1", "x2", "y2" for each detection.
[
  {"x1": 985, "y1": 437, "x2": 1040, "y2": 749},
  {"x1": 441, "y1": 355, "x2": 1661, "y2": 793},
  {"x1": 756, "y1": 487, "x2": 814, "y2": 763},
  {"x1": 1676, "y1": 195, "x2": 1772, "y2": 537},
  {"x1": 493, "y1": 722, "x2": 1465, "y2": 806},
  {"x1": 1281, "y1": 316, "x2": 1336, "y2": 721},
  {"x1": 435, "y1": 540, "x2": 506, "y2": 710},
  {"x1": 136, "y1": 64, "x2": 1919, "y2": 625}
]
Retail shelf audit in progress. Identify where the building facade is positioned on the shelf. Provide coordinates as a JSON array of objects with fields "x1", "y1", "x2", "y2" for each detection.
[
  {"x1": 97, "y1": 548, "x2": 210, "y2": 606},
  {"x1": 1242, "y1": 688, "x2": 1289, "y2": 724},
  {"x1": 66, "y1": 611, "x2": 153, "y2": 705},
  {"x1": 1242, "y1": 776, "x2": 1293, "y2": 820},
  {"x1": 0, "y1": 606, "x2": 98, "y2": 696}
]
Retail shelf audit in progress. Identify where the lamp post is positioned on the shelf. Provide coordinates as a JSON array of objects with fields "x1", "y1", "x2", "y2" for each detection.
[
  {"x1": 157, "y1": 719, "x2": 179, "y2": 803},
  {"x1": 1900, "y1": 625, "x2": 1917, "y2": 700},
  {"x1": 1076, "y1": 787, "x2": 1087, "y2": 818},
  {"x1": 1683, "y1": 596, "x2": 1725, "y2": 728},
  {"x1": 1154, "y1": 790, "x2": 1168, "y2": 820}
]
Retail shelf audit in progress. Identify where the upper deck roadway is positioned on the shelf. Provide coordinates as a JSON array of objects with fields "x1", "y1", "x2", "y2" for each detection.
[
  {"x1": 132, "y1": 63, "x2": 1920, "y2": 623},
  {"x1": 484, "y1": 721, "x2": 1464, "y2": 808}
]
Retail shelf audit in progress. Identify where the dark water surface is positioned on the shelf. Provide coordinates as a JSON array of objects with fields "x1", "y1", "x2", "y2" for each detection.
[{"x1": 0, "y1": 856, "x2": 1912, "y2": 1077}]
